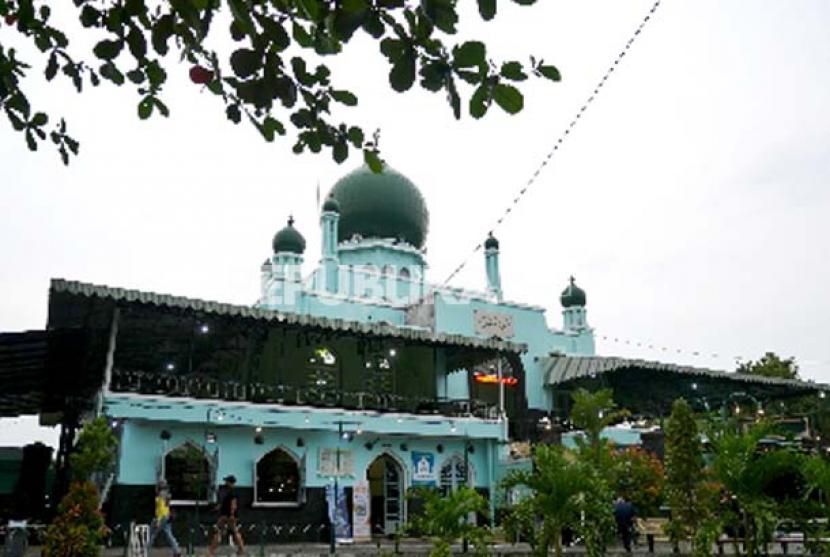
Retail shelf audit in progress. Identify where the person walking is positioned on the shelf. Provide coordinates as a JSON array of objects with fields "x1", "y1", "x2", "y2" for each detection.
[
  {"x1": 208, "y1": 475, "x2": 245, "y2": 556},
  {"x1": 613, "y1": 495, "x2": 636, "y2": 553},
  {"x1": 148, "y1": 480, "x2": 182, "y2": 557}
]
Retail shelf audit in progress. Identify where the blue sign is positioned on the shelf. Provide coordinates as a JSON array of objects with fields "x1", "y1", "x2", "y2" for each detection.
[
  {"x1": 411, "y1": 452, "x2": 436, "y2": 485},
  {"x1": 325, "y1": 483, "x2": 352, "y2": 542}
]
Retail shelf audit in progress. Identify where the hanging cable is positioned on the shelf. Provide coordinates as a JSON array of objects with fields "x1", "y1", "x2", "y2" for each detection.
[{"x1": 442, "y1": 0, "x2": 663, "y2": 285}]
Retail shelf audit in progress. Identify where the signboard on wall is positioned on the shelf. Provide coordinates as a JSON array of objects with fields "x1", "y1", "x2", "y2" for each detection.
[
  {"x1": 473, "y1": 309, "x2": 515, "y2": 338},
  {"x1": 352, "y1": 480, "x2": 371, "y2": 542},
  {"x1": 318, "y1": 448, "x2": 355, "y2": 477},
  {"x1": 411, "y1": 452, "x2": 436, "y2": 485}
]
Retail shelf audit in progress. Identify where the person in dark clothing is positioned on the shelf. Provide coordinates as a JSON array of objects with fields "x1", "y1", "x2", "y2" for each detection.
[
  {"x1": 613, "y1": 496, "x2": 636, "y2": 552},
  {"x1": 209, "y1": 475, "x2": 245, "y2": 556}
]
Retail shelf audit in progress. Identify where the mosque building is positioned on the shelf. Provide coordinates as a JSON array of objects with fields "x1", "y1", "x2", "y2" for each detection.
[{"x1": 1, "y1": 165, "x2": 824, "y2": 539}]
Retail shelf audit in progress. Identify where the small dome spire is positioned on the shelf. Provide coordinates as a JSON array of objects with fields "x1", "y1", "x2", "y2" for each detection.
[
  {"x1": 484, "y1": 232, "x2": 499, "y2": 250},
  {"x1": 560, "y1": 276, "x2": 587, "y2": 308},
  {"x1": 272, "y1": 216, "x2": 306, "y2": 254},
  {"x1": 322, "y1": 194, "x2": 340, "y2": 213}
]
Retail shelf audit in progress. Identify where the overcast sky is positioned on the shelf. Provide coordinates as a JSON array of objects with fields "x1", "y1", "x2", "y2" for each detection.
[{"x1": 2, "y1": 1, "x2": 829, "y2": 446}]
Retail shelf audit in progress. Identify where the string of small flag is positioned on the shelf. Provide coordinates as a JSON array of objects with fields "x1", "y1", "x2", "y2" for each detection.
[{"x1": 442, "y1": 0, "x2": 663, "y2": 285}]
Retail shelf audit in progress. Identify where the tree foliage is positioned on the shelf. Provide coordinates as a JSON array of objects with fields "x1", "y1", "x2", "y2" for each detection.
[
  {"x1": 569, "y1": 387, "x2": 627, "y2": 469},
  {"x1": 737, "y1": 352, "x2": 799, "y2": 380},
  {"x1": 610, "y1": 446, "x2": 665, "y2": 516},
  {"x1": 69, "y1": 416, "x2": 118, "y2": 481},
  {"x1": 0, "y1": 0, "x2": 560, "y2": 166},
  {"x1": 501, "y1": 444, "x2": 613, "y2": 557},
  {"x1": 407, "y1": 486, "x2": 490, "y2": 557},
  {"x1": 42, "y1": 480, "x2": 108, "y2": 557}
]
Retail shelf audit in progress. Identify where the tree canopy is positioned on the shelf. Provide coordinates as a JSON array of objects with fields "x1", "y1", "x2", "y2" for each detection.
[
  {"x1": 737, "y1": 352, "x2": 799, "y2": 380},
  {"x1": 0, "y1": 0, "x2": 560, "y2": 167}
]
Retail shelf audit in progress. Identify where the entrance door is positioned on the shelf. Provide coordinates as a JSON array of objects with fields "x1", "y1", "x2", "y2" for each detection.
[{"x1": 367, "y1": 455, "x2": 404, "y2": 536}]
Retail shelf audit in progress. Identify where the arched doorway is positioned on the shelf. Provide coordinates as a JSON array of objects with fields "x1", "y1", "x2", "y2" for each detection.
[{"x1": 366, "y1": 454, "x2": 404, "y2": 536}]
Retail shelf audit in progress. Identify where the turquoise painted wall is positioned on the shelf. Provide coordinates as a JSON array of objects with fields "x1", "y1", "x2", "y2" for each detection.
[{"x1": 107, "y1": 395, "x2": 501, "y2": 489}]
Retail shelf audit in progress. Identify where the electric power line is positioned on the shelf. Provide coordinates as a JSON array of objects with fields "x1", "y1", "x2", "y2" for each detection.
[{"x1": 442, "y1": 0, "x2": 663, "y2": 285}]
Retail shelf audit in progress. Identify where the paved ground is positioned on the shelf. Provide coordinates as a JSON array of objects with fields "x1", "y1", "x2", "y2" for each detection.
[{"x1": 13, "y1": 540, "x2": 817, "y2": 556}]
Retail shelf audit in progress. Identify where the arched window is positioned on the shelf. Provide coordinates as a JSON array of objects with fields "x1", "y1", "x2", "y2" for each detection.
[
  {"x1": 164, "y1": 442, "x2": 212, "y2": 503},
  {"x1": 398, "y1": 267, "x2": 410, "y2": 280},
  {"x1": 439, "y1": 456, "x2": 471, "y2": 495},
  {"x1": 255, "y1": 448, "x2": 302, "y2": 505}
]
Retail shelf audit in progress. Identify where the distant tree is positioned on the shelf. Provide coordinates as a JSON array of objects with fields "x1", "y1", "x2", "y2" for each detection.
[
  {"x1": 664, "y1": 398, "x2": 717, "y2": 554},
  {"x1": 0, "y1": 0, "x2": 559, "y2": 166},
  {"x1": 737, "y1": 352, "x2": 799, "y2": 380}
]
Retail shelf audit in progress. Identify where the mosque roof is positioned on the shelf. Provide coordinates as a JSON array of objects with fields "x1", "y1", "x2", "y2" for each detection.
[
  {"x1": 329, "y1": 165, "x2": 429, "y2": 249},
  {"x1": 49, "y1": 279, "x2": 527, "y2": 354}
]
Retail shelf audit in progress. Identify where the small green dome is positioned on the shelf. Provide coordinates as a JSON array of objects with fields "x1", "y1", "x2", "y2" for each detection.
[
  {"x1": 560, "y1": 276, "x2": 586, "y2": 308},
  {"x1": 329, "y1": 165, "x2": 429, "y2": 248},
  {"x1": 322, "y1": 194, "x2": 340, "y2": 213},
  {"x1": 272, "y1": 216, "x2": 306, "y2": 254},
  {"x1": 484, "y1": 232, "x2": 499, "y2": 250}
]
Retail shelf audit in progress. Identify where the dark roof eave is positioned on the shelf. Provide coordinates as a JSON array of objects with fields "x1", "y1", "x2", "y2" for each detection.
[
  {"x1": 542, "y1": 355, "x2": 829, "y2": 392},
  {"x1": 50, "y1": 279, "x2": 527, "y2": 354}
]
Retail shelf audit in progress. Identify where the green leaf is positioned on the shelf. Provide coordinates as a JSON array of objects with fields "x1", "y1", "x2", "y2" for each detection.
[
  {"x1": 126, "y1": 25, "x2": 147, "y2": 60},
  {"x1": 126, "y1": 69, "x2": 144, "y2": 84},
  {"x1": 501, "y1": 61, "x2": 527, "y2": 81},
  {"x1": 364, "y1": 149, "x2": 383, "y2": 173},
  {"x1": 347, "y1": 126, "x2": 364, "y2": 147},
  {"x1": 477, "y1": 0, "x2": 496, "y2": 20},
  {"x1": 30, "y1": 112, "x2": 48, "y2": 127},
  {"x1": 330, "y1": 89, "x2": 358, "y2": 106},
  {"x1": 362, "y1": 11, "x2": 384, "y2": 38},
  {"x1": 45, "y1": 52, "x2": 58, "y2": 81},
  {"x1": 152, "y1": 97, "x2": 169, "y2": 117},
  {"x1": 537, "y1": 64, "x2": 561, "y2": 82},
  {"x1": 452, "y1": 41, "x2": 486, "y2": 68},
  {"x1": 332, "y1": 140, "x2": 348, "y2": 163},
  {"x1": 226, "y1": 104, "x2": 242, "y2": 124},
  {"x1": 492, "y1": 83, "x2": 523, "y2": 114},
  {"x1": 93, "y1": 39, "x2": 123, "y2": 61},
  {"x1": 292, "y1": 22, "x2": 313, "y2": 48},
  {"x1": 296, "y1": 0, "x2": 321, "y2": 22},
  {"x1": 469, "y1": 85, "x2": 490, "y2": 119},
  {"x1": 145, "y1": 60, "x2": 166, "y2": 87},
  {"x1": 230, "y1": 48, "x2": 262, "y2": 79},
  {"x1": 25, "y1": 130, "x2": 37, "y2": 151},
  {"x1": 138, "y1": 97, "x2": 153, "y2": 120},
  {"x1": 389, "y1": 50, "x2": 416, "y2": 92},
  {"x1": 79, "y1": 5, "x2": 99, "y2": 27}
]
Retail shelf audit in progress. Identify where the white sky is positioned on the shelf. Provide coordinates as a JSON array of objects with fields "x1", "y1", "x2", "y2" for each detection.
[{"x1": 2, "y1": 1, "x2": 830, "y2": 445}]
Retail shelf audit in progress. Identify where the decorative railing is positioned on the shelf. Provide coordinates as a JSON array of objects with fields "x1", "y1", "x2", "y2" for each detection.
[{"x1": 110, "y1": 369, "x2": 499, "y2": 420}]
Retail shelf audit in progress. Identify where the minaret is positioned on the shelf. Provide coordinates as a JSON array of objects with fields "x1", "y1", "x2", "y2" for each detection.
[
  {"x1": 320, "y1": 194, "x2": 340, "y2": 294},
  {"x1": 484, "y1": 232, "x2": 503, "y2": 301},
  {"x1": 560, "y1": 276, "x2": 588, "y2": 332},
  {"x1": 267, "y1": 216, "x2": 306, "y2": 308}
]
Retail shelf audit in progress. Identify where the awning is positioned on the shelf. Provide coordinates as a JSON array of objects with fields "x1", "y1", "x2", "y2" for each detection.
[
  {"x1": 542, "y1": 355, "x2": 828, "y2": 416},
  {"x1": 51, "y1": 279, "x2": 527, "y2": 354}
]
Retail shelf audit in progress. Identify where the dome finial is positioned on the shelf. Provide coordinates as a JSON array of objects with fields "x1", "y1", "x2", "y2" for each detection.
[
  {"x1": 484, "y1": 231, "x2": 500, "y2": 250},
  {"x1": 288, "y1": 214, "x2": 295, "y2": 226}
]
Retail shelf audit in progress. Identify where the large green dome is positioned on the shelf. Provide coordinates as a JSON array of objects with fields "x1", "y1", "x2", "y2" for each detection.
[{"x1": 329, "y1": 165, "x2": 429, "y2": 248}]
